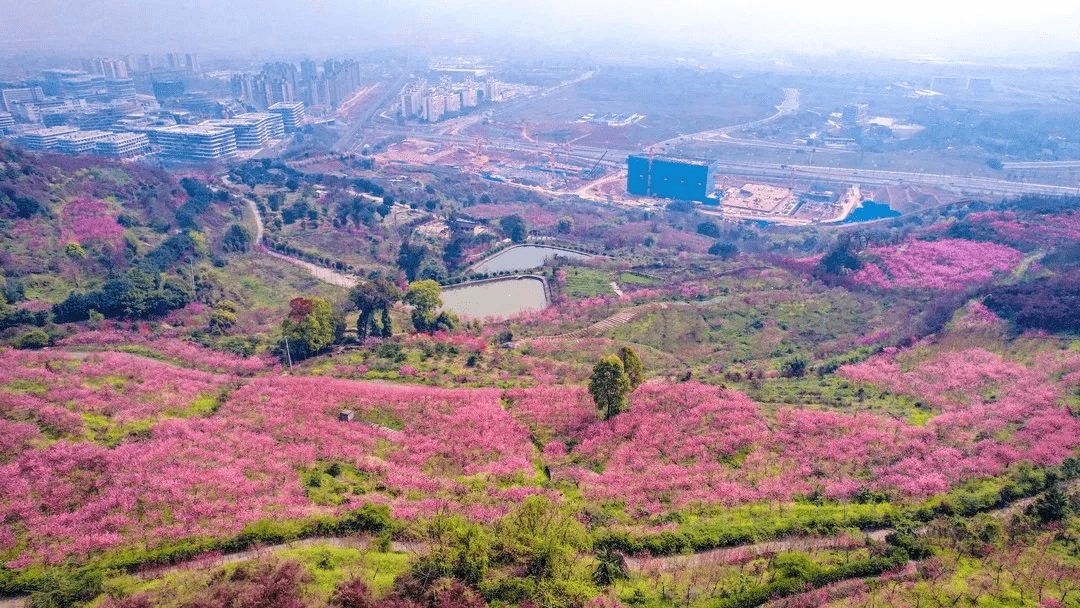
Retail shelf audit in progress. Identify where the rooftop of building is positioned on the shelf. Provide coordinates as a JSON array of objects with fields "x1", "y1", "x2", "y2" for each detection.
[
  {"x1": 268, "y1": 101, "x2": 304, "y2": 110},
  {"x1": 628, "y1": 154, "x2": 711, "y2": 167},
  {"x1": 204, "y1": 118, "x2": 263, "y2": 127},
  {"x1": 54, "y1": 130, "x2": 113, "y2": 142},
  {"x1": 23, "y1": 126, "x2": 80, "y2": 136},
  {"x1": 97, "y1": 132, "x2": 148, "y2": 143},
  {"x1": 155, "y1": 124, "x2": 234, "y2": 136}
]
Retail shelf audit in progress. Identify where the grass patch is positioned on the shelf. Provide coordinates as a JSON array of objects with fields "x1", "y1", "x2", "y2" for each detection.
[
  {"x1": 81, "y1": 413, "x2": 155, "y2": 447},
  {"x1": 1, "y1": 378, "x2": 49, "y2": 396},
  {"x1": 277, "y1": 544, "x2": 411, "y2": 597},
  {"x1": 618, "y1": 271, "x2": 661, "y2": 286},
  {"x1": 563, "y1": 267, "x2": 614, "y2": 298}
]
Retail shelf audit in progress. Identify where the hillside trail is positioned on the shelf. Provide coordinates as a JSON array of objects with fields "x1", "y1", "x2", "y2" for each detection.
[
  {"x1": 244, "y1": 196, "x2": 359, "y2": 288},
  {"x1": 624, "y1": 531, "x2": 890, "y2": 574}
]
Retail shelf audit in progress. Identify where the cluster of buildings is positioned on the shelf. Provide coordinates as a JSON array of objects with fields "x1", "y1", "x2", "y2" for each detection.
[
  {"x1": 399, "y1": 77, "x2": 503, "y2": 123},
  {"x1": 0, "y1": 52, "x2": 319, "y2": 162},
  {"x1": 231, "y1": 59, "x2": 364, "y2": 110},
  {"x1": 11, "y1": 102, "x2": 303, "y2": 161}
]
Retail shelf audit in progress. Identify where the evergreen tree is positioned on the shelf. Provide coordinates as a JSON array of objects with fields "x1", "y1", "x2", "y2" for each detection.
[{"x1": 589, "y1": 355, "x2": 631, "y2": 420}]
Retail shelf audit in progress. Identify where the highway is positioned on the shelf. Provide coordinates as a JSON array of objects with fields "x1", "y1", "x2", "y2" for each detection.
[{"x1": 712, "y1": 161, "x2": 1080, "y2": 197}]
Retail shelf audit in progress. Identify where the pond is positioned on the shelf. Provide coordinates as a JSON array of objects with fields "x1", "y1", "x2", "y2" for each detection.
[
  {"x1": 441, "y1": 276, "x2": 549, "y2": 320},
  {"x1": 470, "y1": 245, "x2": 594, "y2": 274},
  {"x1": 843, "y1": 200, "x2": 901, "y2": 223}
]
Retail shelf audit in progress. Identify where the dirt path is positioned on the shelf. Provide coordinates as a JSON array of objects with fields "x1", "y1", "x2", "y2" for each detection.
[
  {"x1": 626, "y1": 530, "x2": 889, "y2": 573},
  {"x1": 244, "y1": 197, "x2": 359, "y2": 288},
  {"x1": 529, "y1": 301, "x2": 680, "y2": 343}
]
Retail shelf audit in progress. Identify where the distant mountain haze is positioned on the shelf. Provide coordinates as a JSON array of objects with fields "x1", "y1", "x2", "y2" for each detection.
[{"x1": 1, "y1": 0, "x2": 1079, "y2": 61}]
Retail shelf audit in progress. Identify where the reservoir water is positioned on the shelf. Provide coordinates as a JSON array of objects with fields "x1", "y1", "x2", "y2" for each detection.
[
  {"x1": 470, "y1": 245, "x2": 594, "y2": 274},
  {"x1": 441, "y1": 276, "x2": 549, "y2": 320},
  {"x1": 844, "y1": 201, "x2": 901, "y2": 223}
]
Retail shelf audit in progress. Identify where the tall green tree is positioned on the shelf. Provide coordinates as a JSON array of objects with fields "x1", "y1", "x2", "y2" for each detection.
[
  {"x1": 281, "y1": 296, "x2": 339, "y2": 361},
  {"x1": 350, "y1": 278, "x2": 402, "y2": 340},
  {"x1": 617, "y1": 346, "x2": 644, "y2": 390},
  {"x1": 499, "y1": 215, "x2": 527, "y2": 243},
  {"x1": 589, "y1": 355, "x2": 631, "y2": 420},
  {"x1": 405, "y1": 279, "x2": 456, "y2": 333}
]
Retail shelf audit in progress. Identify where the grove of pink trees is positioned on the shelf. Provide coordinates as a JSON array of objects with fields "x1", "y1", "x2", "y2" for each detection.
[
  {"x1": 2, "y1": 338, "x2": 1079, "y2": 567},
  {"x1": 851, "y1": 239, "x2": 1024, "y2": 291}
]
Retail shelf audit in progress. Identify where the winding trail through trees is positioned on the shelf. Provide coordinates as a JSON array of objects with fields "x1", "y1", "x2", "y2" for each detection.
[{"x1": 245, "y1": 196, "x2": 359, "y2": 288}]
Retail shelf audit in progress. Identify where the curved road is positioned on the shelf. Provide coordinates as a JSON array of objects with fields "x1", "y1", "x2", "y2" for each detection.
[{"x1": 245, "y1": 197, "x2": 359, "y2": 288}]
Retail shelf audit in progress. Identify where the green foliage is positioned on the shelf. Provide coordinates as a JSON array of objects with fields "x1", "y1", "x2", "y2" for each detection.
[
  {"x1": 412, "y1": 515, "x2": 491, "y2": 588},
  {"x1": 562, "y1": 268, "x2": 613, "y2": 298},
  {"x1": 617, "y1": 346, "x2": 645, "y2": 389},
  {"x1": 499, "y1": 215, "x2": 527, "y2": 243},
  {"x1": 494, "y1": 496, "x2": 590, "y2": 582},
  {"x1": 281, "y1": 296, "x2": 340, "y2": 362},
  {"x1": 222, "y1": 223, "x2": 254, "y2": 253},
  {"x1": 817, "y1": 238, "x2": 863, "y2": 275},
  {"x1": 589, "y1": 355, "x2": 631, "y2": 420},
  {"x1": 592, "y1": 548, "x2": 627, "y2": 587},
  {"x1": 779, "y1": 356, "x2": 807, "y2": 378},
  {"x1": 1027, "y1": 481, "x2": 1071, "y2": 524},
  {"x1": 53, "y1": 267, "x2": 192, "y2": 323},
  {"x1": 405, "y1": 280, "x2": 456, "y2": 334},
  {"x1": 209, "y1": 300, "x2": 238, "y2": 335},
  {"x1": 708, "y1": 241, "x2": 739, "y2": 259},
  {"x1": 13, "y1": 329, "x2": 50, "y2": 349},
  {"x1": 595, "y1": 502, "x2": 898, "y2": 556},
  {"x1": 27, "y1": 567, "x2": 103, "y2": 608},
  {"x1": 351, "y1": 278, "x2": 402, "y2": 340}
]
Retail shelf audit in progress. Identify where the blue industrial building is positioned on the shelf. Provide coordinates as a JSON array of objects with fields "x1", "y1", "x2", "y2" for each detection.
[{"x1": 626, "y1": 155, "x2": 711, "y2": 202}]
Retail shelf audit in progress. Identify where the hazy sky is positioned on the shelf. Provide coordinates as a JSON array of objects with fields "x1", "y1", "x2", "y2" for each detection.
[{"x1": 2, "y1": 0, "x2": 1079, "y2": 62}]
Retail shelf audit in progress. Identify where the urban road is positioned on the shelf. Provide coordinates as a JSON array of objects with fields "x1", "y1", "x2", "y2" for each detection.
[{"x1": 397, "y1": 128, "x2": 1080, "y2": 199}]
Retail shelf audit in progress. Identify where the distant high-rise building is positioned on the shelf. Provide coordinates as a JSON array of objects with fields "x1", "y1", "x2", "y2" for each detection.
[
  {"x1": 150, "y1": 124, "x2": 237, "y2": 160},
  {"x1": 95, "y1": 132, "x2": 150, "y2": 158},
  {"x1": 423, "y1": 95, "x2": 445, "y2": 122},
  {"x1": 841, "y1": 103, "x2": 869, "y2": 127},
  {"x1": 444, "y1": 92, "x2": 461, "y2": 114},
  {"x1": 461, "y1": 86, "x2": 478, "y2": 108},
  {"x1": 204, "y1": 113, "x2": 284, "y2": 149},
  {"x1": 1, "y1": 87, "x2": 45, "y2": 112},
  {"x1": 300, "y1": 60, "x2": 318, "y2": 84},
  {"x1": 185, "y1": 53, "x2": 200, "y2": 74},
  {"x1": 152, "y1": 80, "x2": 185, "y2": 101},
  {"x1": 18, "y1": 125, "x2": 79, "y2": 150},
  {"x1": 268, "y1": 101, "x2": 305, "y2": 132},
  {"x1": 967, "y1": 77, "x2": 992, "y2": 93},
  {"x1": 235, "y1": 112, "x2": 285, "y2": 139},
  {"x1": 104, "y1": 79, "x2": 136, "y2": 102},
  {"x1": 53, "y1": 129, "x2": 113, "y2": 155}
]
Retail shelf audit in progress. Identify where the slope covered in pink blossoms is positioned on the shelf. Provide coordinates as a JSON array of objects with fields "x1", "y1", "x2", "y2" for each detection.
[
  {"x1": 850, "y1": 238, "x2": 1024, "y2": 290},
  {"x1": 2, "y1": 337, "x2": 1079, "y2": 568}
]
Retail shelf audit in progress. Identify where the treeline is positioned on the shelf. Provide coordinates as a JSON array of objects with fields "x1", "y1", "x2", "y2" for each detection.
[
  {"x1": 984, "y1": 271, "x2": 1080, "y2": 333},
  {"x1": 52, "y1": 232, "x2": 201, "y2": 323}
]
